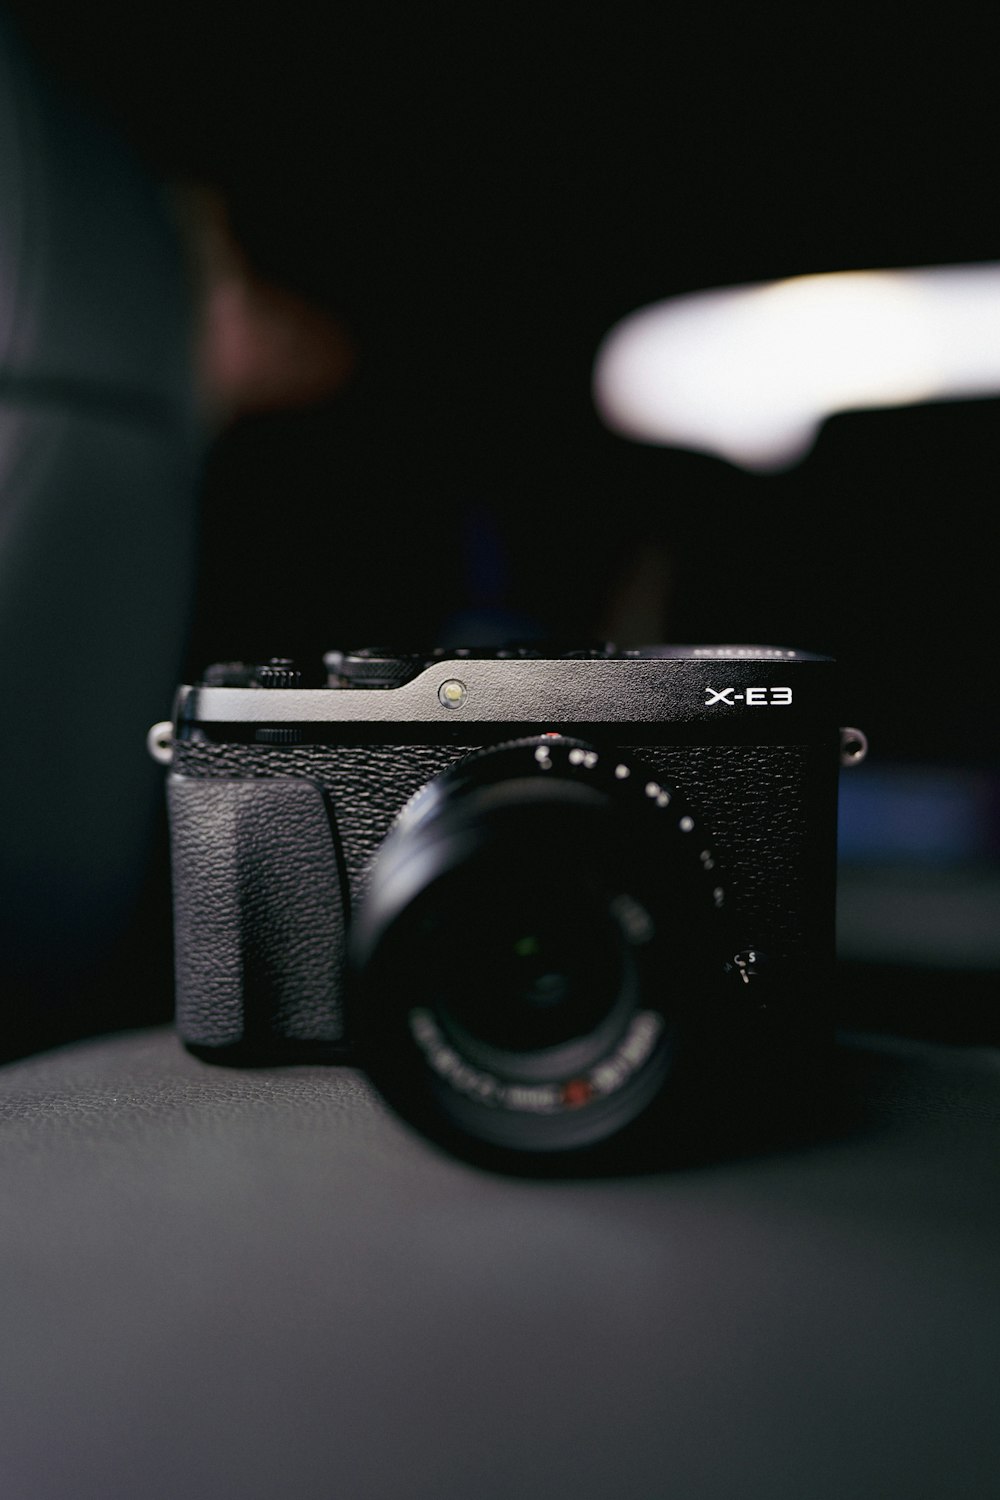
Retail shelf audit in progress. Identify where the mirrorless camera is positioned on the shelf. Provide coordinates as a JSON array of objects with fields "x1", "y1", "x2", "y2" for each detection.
[{"x1": 153, "y1": 644, "x2": 865, "y2": 1166}]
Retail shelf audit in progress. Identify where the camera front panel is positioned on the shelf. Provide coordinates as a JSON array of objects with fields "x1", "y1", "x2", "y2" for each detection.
[{"x1": 163, "y1": 645, "x2": 843, "y2": 1157}]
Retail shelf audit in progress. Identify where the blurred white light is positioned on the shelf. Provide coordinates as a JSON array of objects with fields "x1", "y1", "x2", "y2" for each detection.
[{"x1": 592, "y1": 263, "x2": 1000, "y2": 471}]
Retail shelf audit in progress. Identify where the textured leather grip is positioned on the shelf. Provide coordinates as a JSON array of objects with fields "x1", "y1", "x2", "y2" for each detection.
[{"x1": 167, "y1": 775, "x2": 349, "y2": 1048}]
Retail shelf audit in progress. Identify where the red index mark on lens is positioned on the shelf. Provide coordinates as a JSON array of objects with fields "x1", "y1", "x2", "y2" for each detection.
[{"x1": 561, "y1": 1078, "x2": 593, "y2": 1109}]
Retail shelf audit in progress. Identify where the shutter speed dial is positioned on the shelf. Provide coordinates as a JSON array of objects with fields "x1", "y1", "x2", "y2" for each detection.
[{"x1": 254, "y1": 658, "x2": 302, "y2": 689}]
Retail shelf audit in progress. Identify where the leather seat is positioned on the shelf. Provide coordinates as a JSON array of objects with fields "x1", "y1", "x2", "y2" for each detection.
[
  {"x1": 1, "y1": 1023, "x2": 998, "y2": 1499},
  {"x1": 0, "y1": 13, "x2": 199, "y2": 1042}
]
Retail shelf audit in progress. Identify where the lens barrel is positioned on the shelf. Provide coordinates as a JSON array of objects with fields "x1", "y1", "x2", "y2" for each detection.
[{"x1": 349, "y1": 737, "x2": 732, "y2": 1162}]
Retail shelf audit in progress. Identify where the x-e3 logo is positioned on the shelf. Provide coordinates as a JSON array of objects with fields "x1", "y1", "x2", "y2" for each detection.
[{"x1": 705, "y1": 686, "x2": 793, "y2": 707}]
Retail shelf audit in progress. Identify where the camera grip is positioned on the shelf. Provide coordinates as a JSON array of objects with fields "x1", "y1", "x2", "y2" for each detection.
[{"x1": 167, "y1": 775, "x2": 349, "y2": 1050}]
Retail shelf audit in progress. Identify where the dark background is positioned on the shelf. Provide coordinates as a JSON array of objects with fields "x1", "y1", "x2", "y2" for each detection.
[
  {"x1": 8, "y1": 3, "x2": 1000, "y2": 758},
  {"x1": 5, "y1": 3, "x2": 999, "y2": 1044}
]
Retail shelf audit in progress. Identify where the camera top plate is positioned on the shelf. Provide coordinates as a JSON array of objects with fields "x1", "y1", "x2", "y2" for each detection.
[{"x1": 174, "y1": 644, "x2": 835, "y2": 740}]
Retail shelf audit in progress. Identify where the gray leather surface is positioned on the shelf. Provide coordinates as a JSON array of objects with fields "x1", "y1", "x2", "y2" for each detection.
[
  {"x1": 0, "y1": 11, "x2": 199, "y2": 1009},
  {"x1": 0, "y1": 403, "x2": 196, "y2": 999},
  {"x1": 0, "y1": 10, "x2": 193, "y2": 408},
  {"x1": 1, "y1": 1025, "x2": 998, "y2": 1499}
]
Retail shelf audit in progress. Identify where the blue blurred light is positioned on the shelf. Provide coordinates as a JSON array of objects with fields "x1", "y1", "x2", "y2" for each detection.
[{"x1": 838, "y1": 767, "x2": 996, "y2": 864}]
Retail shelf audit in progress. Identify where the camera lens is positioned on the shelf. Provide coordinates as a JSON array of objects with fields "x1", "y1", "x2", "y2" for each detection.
[
  {"x1": 409, "y1": 862, "x2": 634, "y2": 1071},
  {"x1": 349, "y1": 738, "x2": 730, "y2": 1162}
]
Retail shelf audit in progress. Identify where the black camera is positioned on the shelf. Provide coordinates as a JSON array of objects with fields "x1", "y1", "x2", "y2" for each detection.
[{"x1": 155, "y1": 644, "x2": 865, "y2": 1166}]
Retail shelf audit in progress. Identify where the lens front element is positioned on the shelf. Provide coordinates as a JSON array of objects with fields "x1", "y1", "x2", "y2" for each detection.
[{"x1": 423, "y1": 870, "x2": 629, "y2": 1059}]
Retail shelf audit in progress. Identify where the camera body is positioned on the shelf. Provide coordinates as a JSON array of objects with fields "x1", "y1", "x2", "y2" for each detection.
[{"x1": 162, "y1": 643, "x2": 847, "y2": 1160}]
